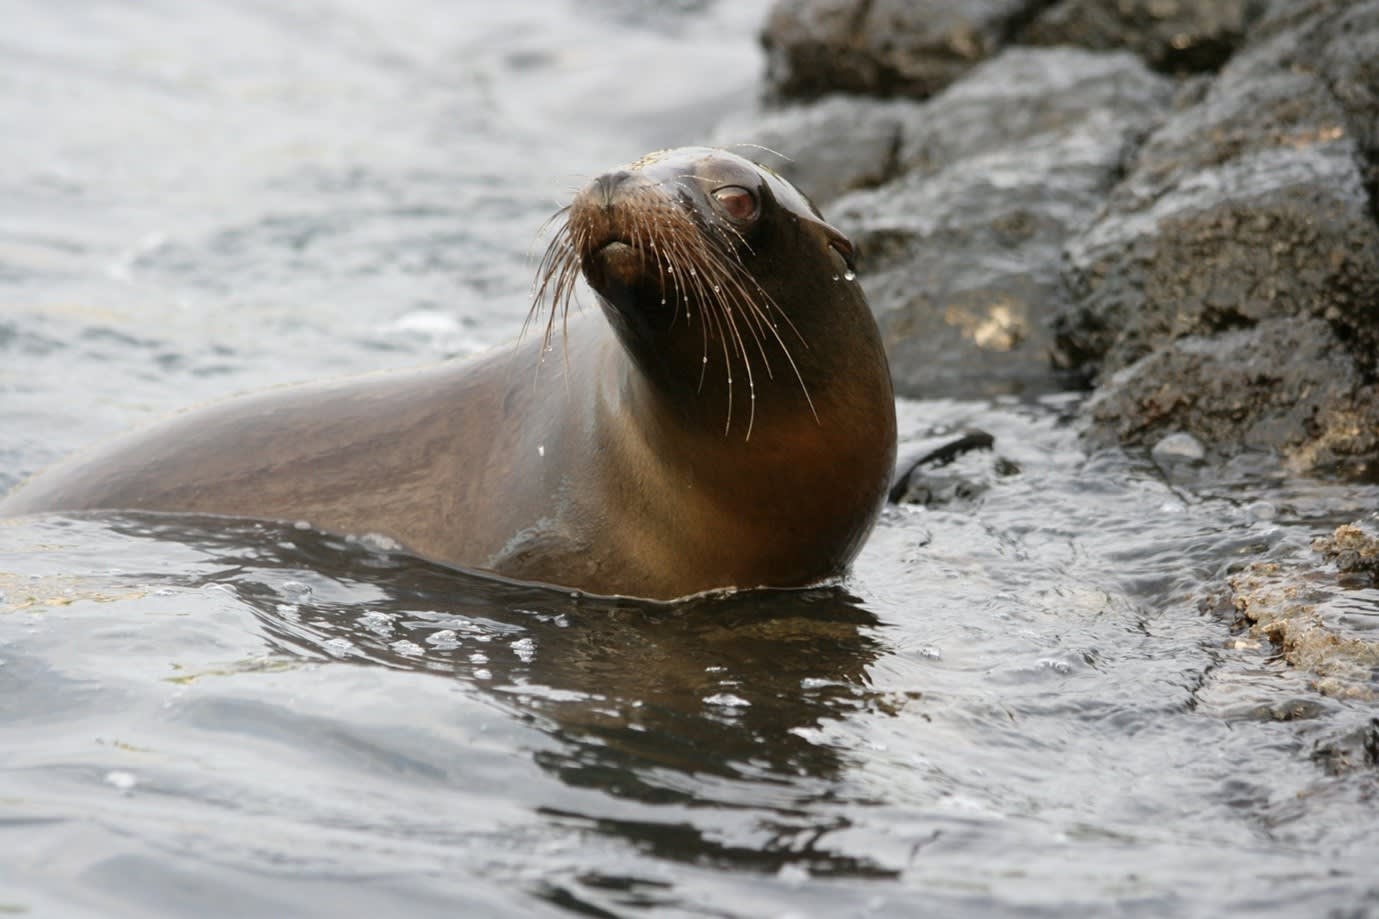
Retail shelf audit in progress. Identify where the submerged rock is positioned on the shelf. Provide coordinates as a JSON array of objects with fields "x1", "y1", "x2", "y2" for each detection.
[
  {"x1": 888, "y1": 429, "x2": 1009, "y2": 507},
  {"x1": 1312, "y1": 517, "x2": 1379, "y2": 583},
  {"x1": 1228, "y1": 525, "x2": 1379, "y2": 699},
  {"x1": 1022, "y1": 0, "x2": 1268, "y2": 73},
  {"x1": 760, "y1": 0, "x2": 1042, "y2": 102}
]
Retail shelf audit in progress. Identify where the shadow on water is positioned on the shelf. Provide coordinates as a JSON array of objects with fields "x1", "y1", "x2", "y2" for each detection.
[{"x1": 101, "y1": 512, "x2": 897, "y2": 883}]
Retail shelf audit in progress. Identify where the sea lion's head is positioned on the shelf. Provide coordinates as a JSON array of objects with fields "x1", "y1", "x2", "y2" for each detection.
[{"x1": 534, "y1": 147, "x2": 871, "y2": 437}]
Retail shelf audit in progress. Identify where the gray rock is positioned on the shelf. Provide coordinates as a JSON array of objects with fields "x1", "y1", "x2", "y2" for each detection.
[
  {"x1": 710, "y1": 95, "x2": 913, "y2": 205},
  {"x1": 1057, "y1": 76, "x2": 1379, "y2": 373},
  {"x1": 1312, "y1": 517, "x2": 1379, "y2": 582},
  {"x1": 1228, "y1": 0, "x2": 1379, "y2": 203},
  {"x1": 896, "y1": 46, "x2": 1173, "y2": 175},
  {"x1": 1085, "y1": 319, "x2": 1379, "y2": 479},
  {"x1": 1052, "y1": 0, "x2": 1379, "y2": 477},
  {"x1": 1151, "y1": 431, "x2": 1206, "y2": 464},
  {"x1": 760, "y1": 0, "x2": 1041, "y2": 102},
  {"x1": 1022, "y1": 0, "x2": 1268, "y2": 73},
  {"x1": 889, "y1": 431, "x2": 1017, "y2": 509},
  {"x1": 827, "y1": 48, "x2": 1171, "y2": 398}
]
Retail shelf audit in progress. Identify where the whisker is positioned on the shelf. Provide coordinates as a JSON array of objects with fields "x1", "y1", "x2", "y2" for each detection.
[
  {"x1": 716, "y1": 142, "x2": 795, "y2": 164},
  {"x1": 531, "y1": 161, "x2": 822, "y2": 437}
]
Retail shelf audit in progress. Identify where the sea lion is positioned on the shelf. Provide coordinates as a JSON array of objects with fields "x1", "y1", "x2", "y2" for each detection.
[{"x1": 0, "y1": 147, "x2": 897, "y2": 601}]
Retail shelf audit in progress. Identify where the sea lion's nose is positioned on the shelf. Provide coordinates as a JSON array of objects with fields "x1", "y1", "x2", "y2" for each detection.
[{"x1": 592, "y1": 170, "x2": 634, "y2": 207}]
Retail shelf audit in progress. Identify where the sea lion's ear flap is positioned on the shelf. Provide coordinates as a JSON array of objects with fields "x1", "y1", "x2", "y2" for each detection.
[{"x1": 826, "y1": 228, "x2": 858, "y2": 275}]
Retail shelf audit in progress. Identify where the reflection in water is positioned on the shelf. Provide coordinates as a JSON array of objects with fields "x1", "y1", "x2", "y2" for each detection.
[
  {"x1": 103, "y1": 512, "x2": 895, "y2": 881},
  {"x1": 9, "y1": 441, "x2": 1379, "y2": 916}
]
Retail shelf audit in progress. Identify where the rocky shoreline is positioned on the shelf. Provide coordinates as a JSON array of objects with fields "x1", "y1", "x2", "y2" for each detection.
[
  {"x1": 725, "y1": 0, "x2": 1379, "y2": 688},
  {"x1": 728, "y1": 0, "x2": 1379, "y2": 478}
]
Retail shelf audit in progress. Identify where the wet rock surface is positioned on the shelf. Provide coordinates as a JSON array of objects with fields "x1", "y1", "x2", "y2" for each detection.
[
  {"x1": 761, "y1": 0, "x2": 1042, "y2": 101},
  {"x1": 1021, "y1": 0, "x2": 1267, "y2": 73},
  {"x1": 1228, "y1": 523, "x2": 1379, "y2": 700},
  {"x1": 1051, "y1": 0, "x2": 1379, "y2": 477},
  {"x1": 1237, "y1": 0, "x2": 1379, "y2": 204},
  {"x1": 725, "y1": 46, "x2": 1174, "y2": 398},
  {"x1": 1084, "y1": 318, "x2": 1379, "y2": 478},
  {"x1": 758, "y1": 0, "x2": 1379, "y2": 473},
  {"x1": 1313, "y1": 517, "x2": 1379, "y2": 583},
  {"x1": 831, "y1": 49, "x2": 1171, "y2": 398},
  {"x1": 887, "y1": 429, "x2": 1014, "y2": 507},
  {"x1": 712, "y1": 95, "x2": 910, "y2": 205},
  {"x1": 1054, "y1": 70, "x2": 1379, "y2": 374}
]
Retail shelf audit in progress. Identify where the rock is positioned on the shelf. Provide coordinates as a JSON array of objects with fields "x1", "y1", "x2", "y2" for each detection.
[
  {"x1": 1311, "y1": 720, "x2": 1379, "y2": 776},
  {"x1": 827, "y1": 48, "x2": 1171, "y2": 398},
  {"x1": 1228, "y1": 552, "x2": 1379, "y2": 699},
  {"x1": 1312, "y1": 518, "x2": 1379, "y2": 582},
  {"x1": 1056, "y1": 71, "x2": 1379, "y2": 374},
  {"x1": 1085, "y1": 319, "x2": 1379, "y2": 478},
  {"x1": 888, "y1": 430, "x2": 1019, "y2": 508},
  {"x1": 1150, "y1": 431, "x2": 1206, "y2": 465},
  {"x1": 894, "y1": 46, "x2": 1174, "y2": 175},
  {"x1": 1022, "y1": 0, "x2": 1268, "y2": 74},
  {"x1": 760, "y1": 0, "x2": 1041, "y2": 102},
  {"x1": 1229, "y1": 0, "x2": 1379, "y2": 205},
  {"x1": 888, "y1": 429, "x2": 997, "y2": 504},
  {"x1": 1052, "y1": 0, "x2": 1379, "y2": 477},
  {"x1": 710, "y1": 95, "x2": 912, "y2": 205},
  {"x1": 747, "y1": 0, "x2": 1379, "y2": 476}
]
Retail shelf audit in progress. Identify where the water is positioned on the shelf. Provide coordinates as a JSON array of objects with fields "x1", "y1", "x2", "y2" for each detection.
[{"x1": 3, "y1": 2, "x2": 1379, "y2": 916}]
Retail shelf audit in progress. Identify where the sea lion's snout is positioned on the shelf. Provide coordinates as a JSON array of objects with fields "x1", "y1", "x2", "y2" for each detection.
[
  {"x1": 568, "y1": 171, "x2": 664, "y2": 292},
  {"x1": 570, "y1": 171, "x2": 653, "y2": 240}
]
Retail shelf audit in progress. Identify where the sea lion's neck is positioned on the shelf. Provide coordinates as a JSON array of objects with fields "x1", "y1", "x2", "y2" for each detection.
[
  {"x1": 602, "y1": 308, "x2": 892, "y2": 465},
  {"x1": 587, "y1": 323, "x2": 895, "y2": 596},
  {"x1": 599, "y1": 280, "x2": 892, "y2": 440}
]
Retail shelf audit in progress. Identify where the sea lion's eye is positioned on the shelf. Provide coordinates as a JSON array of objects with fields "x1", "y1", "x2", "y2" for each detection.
[{"x1": 712, "y1": 186, "x2": 757, "y2": 222}]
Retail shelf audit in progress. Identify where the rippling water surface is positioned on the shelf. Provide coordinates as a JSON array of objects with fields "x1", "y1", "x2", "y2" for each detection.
[{"x1": 3, "y1": 2, "x2": 1379, "y2": 916}]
